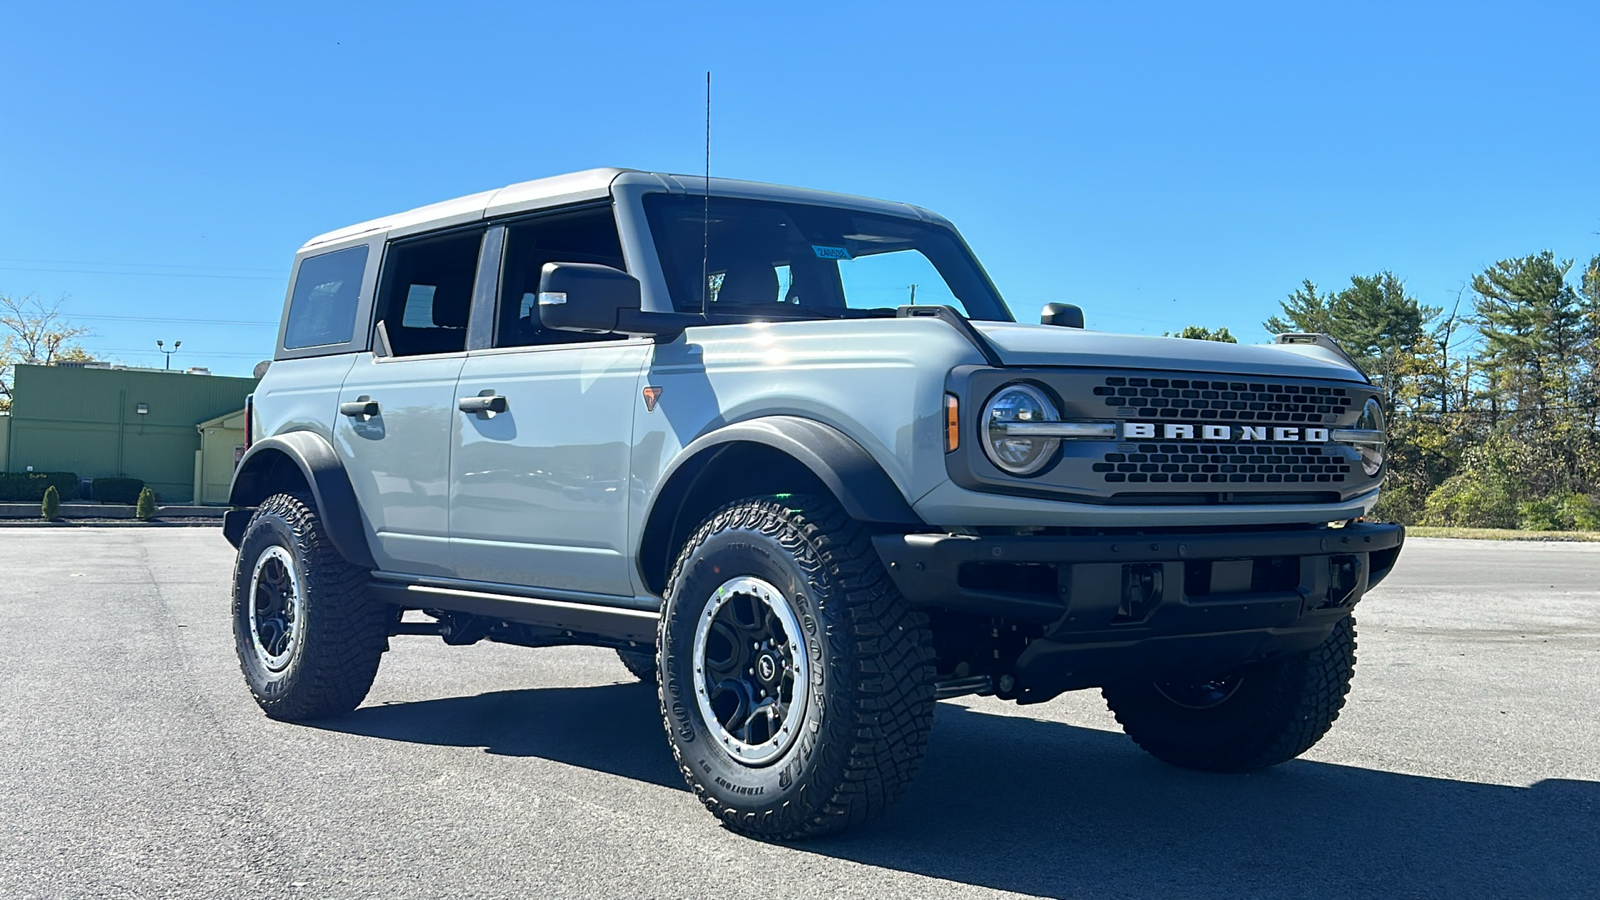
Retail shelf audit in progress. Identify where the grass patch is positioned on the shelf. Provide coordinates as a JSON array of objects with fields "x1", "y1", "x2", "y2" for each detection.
[{"x1": 1406, "y1": 526, "x2": 1600, "y2": 542}]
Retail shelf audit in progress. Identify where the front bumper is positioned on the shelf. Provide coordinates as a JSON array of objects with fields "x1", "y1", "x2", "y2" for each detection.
[
  {"x1": 873, "y1": 522, "x2": 1404, "y2": 700},
  {"x1": 911, "y1": 480, "x2": 1381, "y2": 529}
]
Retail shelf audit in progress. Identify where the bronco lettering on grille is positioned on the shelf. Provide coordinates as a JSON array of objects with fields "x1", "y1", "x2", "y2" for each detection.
[{"x1": 1122, "y1": 423, "x2": 1331, "y2": 442}]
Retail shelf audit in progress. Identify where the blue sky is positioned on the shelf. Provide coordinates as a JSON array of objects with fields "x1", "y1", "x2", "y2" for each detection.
[{"x1": 2, "y1": 1, "x2": 1596, "y2": 376}]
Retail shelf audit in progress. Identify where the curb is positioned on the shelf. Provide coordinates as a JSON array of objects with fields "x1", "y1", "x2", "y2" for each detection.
[
  {"x1": 0, "y1": 503, "x2": 226, "y2": 521},
  {"x1": 0, "y1": 519, "x2": 223, "y2": 528}
]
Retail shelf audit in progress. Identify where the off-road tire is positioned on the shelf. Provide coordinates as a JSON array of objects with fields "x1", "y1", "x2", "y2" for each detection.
[
  {"x1": 1103, "y1": 615, "x2": 1358, "y2": 773},
  {"x1": 657, "y1": 495, "x2": 936, "y2": 841},
  {"x1": 232, "y1": 491, "x2": 390, "y2": 721},
  {"x1": 616, "y1": 647, "x2": 656, "y2": 682}
]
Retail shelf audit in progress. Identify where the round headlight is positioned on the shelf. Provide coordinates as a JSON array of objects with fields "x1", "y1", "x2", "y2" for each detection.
[
  {"x1": 982, "y1": 383, "x2": 1061, "y2": 475},
  {"x1": 1353, "y1": 397, "x2": 1385, "y2": 476}
]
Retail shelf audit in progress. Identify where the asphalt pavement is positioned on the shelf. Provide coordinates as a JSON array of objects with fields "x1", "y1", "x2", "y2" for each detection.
[{"x1": 1, "y1": 530, "x2": 1596, "y2": 899}]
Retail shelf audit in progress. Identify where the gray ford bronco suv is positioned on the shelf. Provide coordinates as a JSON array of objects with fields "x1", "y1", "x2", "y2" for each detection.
[{"x1": 228, "y1": 168, "x2": 1403, "y2": 839}]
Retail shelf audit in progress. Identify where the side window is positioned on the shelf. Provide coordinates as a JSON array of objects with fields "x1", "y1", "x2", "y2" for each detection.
[
  {"x1": 375, "y1": 229, "x2": 484, "y2": 357},
  {"x1": 283, "y1": 246, "x2": 368, "y2": 349},
  {"x1": 495, "y1": 207, "x2": 626, "y2": 348}
]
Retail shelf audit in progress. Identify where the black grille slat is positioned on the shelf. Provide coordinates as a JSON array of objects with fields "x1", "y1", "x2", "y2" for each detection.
[
  {"x1": 1096, "y1": 442, "x2": 1352, "y2": 485},
  {"x1": 1100, "y1": 375, "x2": 1353, "y2": 424}
]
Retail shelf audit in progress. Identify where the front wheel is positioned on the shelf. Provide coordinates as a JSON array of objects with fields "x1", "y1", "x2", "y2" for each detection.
[
  {"x1": 1102, "y1": 615, "x2": 1358, "y2": 772},
  {"x1": 657, "y1": 495, "x2": 936, "y2": 841},
  {"x1": 231, "y1": 492, "x2": 390, "y2": 721}
]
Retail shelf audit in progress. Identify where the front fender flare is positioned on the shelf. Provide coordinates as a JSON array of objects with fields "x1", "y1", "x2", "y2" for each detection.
[
  {"x1": 655, "y1": 416, "x2": 922, "y2": 527},
  {"x1": 226, "y1": 432, "x2": 375, "y2": 570},
  {"x1": 634, "y1": 416, "x2": 924, "y2": 595}
]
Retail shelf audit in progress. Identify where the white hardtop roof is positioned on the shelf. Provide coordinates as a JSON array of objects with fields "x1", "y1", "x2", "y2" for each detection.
[{"x1": 300, "y1": 168, "x2": 947, "y2": 251}]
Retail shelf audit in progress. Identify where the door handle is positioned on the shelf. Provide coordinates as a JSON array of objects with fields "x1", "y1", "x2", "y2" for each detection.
[
  {"x1": 458, "y1": 394, "x2": 508, "y2": 416},
  {"x1": 340, "y1": 398, "x2": 380, "y2": 419}
]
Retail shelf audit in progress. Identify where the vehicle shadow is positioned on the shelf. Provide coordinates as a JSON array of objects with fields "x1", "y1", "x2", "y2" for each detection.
[
  {"x1": 319, "y1": 682, "x2": 686, "y2": 790},
  {"x1": 316, "y1": 685, "x2": 1599, "y2": 898}
]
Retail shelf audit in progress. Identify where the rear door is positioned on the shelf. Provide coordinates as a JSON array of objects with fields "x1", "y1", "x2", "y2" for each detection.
[
  {"x1": 333, "y1": 226, "x2": 485, "y2": 576},
  {"x1": 448, "y1": 205, "x2": 650, "y2": 598}
]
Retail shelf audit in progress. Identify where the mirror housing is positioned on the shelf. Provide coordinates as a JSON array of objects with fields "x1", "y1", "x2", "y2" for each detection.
[
  {"x1": 538, "y1": 262, "x2": 642, "y2": 334},
  {"x1": 1040, "y1": 303, "x2": 1085, "y2": 328},
  {"x1": 538, "y1": 262, "x2": 698, "y2": 338}
]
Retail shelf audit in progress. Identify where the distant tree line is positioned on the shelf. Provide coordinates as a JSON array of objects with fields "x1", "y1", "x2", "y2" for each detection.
[{"x1": 1177, "y1": 249, "x2": 1600, "y2": 530}]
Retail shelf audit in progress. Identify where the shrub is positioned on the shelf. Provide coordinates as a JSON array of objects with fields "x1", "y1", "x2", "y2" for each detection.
[
  {"x1": 1517, "y1": 497, "x2": 1562, "y2": 531},
  {"x1": 136, "y1": 487, "x2": 156, "y2": 521},
  {"x1": 1369, "y1": 479, "x2": 1425, "y2": 525},
  {"x1": 0, "y1": 471, "x2": 78, "y2": 503},
  {"x1": 93, "y1": 477, "x2": 146, "y2": 504},
  {"x1": 1566, "y1": 494, "x2": 1600, "y2": 530},
  {"x1": 41, "y1": 485, "x2": 60, "y2": 521},
  {"x1": 1516, "y1": 492, "x2": 1600, "y2": 531},
  {"x1": 1418, "y1": 431, "x2": 1591, "y2": 529},
  {"x1": 1422, "y1": 471, "x2": 1519, "y2": 528}
]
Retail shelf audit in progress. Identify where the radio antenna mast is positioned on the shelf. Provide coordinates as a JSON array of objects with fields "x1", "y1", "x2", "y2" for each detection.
[{"x1": 701, "y1": 71, "x2": 711, "y2": 316}]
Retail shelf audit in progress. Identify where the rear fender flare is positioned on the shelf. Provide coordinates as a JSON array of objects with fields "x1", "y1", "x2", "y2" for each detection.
[{"x1": 226, "y1": 432, "x2": 375, "y2": 570}]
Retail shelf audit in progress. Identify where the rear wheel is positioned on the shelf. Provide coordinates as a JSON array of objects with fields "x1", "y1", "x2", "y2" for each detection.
[
  {"x1": 616, "y1": 647, "x2": 656, "y2": 682},
  {"x1": 231, "y1": 492, "x2": 390, "y2": 721},
  {"x1": 657, "y1": 495, "x2": 936, "y2": 840},
  {"x1": 1103, "y1": 615, "x2": 1357, "y2": 772}
]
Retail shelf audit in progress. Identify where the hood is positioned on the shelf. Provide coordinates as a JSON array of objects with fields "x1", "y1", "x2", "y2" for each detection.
[{"x1": 970, "y1": 321, "x2": 1367, "y2": 382}]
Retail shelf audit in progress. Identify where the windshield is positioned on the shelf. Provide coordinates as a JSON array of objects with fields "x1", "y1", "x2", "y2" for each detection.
[{"x1": 642, "y1": 194, "x2": 1013, "y2": 322}]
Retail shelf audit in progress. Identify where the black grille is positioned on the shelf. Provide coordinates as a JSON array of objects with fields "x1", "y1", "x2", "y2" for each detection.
[
  {"x1": 1093, "y1": 376, "x2": 1353, "y2": 424},
  {"x1": 1092, "y1": 443, "x2": 1352, "y2": 485}
]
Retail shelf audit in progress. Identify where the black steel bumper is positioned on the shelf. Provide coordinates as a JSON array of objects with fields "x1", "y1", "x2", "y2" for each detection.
[{"x1": 873, "y1": 523, "x2": 1404, "y2": 701}]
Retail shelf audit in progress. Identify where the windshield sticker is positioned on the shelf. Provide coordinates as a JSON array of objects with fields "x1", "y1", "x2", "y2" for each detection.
[{"x1": 812, "y1": 245, "x2": 852, "y2": 260}]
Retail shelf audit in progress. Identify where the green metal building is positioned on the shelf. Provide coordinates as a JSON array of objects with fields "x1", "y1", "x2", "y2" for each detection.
[{"x1": 3, "y1": 364, "x2": 257, "y2": 503}]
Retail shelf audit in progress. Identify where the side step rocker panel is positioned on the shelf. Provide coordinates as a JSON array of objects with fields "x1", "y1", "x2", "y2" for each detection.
[{"x1": 368, "y1": 580, "x2": 660, "y2": 644}]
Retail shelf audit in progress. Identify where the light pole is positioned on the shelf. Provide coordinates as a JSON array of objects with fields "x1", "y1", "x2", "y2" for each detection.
[{"x1": 156, "y1": 339, "x2": 181, "y2": 371}]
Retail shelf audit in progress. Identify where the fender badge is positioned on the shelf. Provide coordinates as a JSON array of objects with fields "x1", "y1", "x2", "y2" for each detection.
[{"x1": 642, "y1": 386, "x2": 663, "y2": 412}]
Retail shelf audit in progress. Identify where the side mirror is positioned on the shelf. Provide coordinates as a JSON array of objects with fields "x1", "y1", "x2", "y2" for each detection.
[
  {"x1": 1041, "y1": 303, "x2": 1085, "y2": 329},
  {"x1": 539, "y1": 262, "x2": 701, "y2": 339},
  {"x1": 538, "y1": 262, "x2": 642, "y2": 334}
]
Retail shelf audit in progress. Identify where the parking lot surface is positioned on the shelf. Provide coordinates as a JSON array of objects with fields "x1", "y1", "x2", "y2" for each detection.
[{"x1": 1, "y1": 530, "x2": 1596, "y2": 899}]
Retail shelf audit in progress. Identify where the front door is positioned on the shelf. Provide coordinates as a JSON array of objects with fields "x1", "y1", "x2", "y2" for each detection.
[
  {"x1": 448, "y1": 205, "x2": 649, "y2": 598},
  {"x1": 334, "y1": 226, "x2": 484, "y2": 576}
]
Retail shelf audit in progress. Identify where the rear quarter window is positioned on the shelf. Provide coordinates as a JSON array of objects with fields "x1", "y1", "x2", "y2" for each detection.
[{"x1": 283, "y1": 246, "x2": 369, "y2": 349}]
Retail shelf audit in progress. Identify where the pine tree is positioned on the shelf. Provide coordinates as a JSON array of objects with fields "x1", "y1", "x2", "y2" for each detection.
[
  {"x1": 136, "y1": 487, "x2": 156, "y2": 521},
  {"x1": 1468, "y1": 251, "x2": 1597, "y2": 504},
  {"x1": 41, "y1": 485, "x2": 60, "y2": 521},
  {"x1": 1333, "y1": 272, "x2": 1438, "y2": 412},
  {"x1": 1263, "y1": 280, "x2": 1334, "y2": 336},
  {"x1": 1577, "y1": 254, "x2": 1600, "y2": 418},
  {"x1": 1472, "y1": 251, "x2": 1582, "y2": 415},
  {"x1": 1271, "y1": 272, "x2": 1437, "y2": 413}
]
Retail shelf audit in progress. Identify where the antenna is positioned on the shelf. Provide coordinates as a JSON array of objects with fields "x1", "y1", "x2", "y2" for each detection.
[{"x1": 701, "y1": 71, "x2": 711, "y2": 316}]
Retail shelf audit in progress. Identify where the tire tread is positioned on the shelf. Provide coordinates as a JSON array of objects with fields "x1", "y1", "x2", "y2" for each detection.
[
  {"x1": 232, "y1": 492, "x2": 389, "y2": 721},
  {"x1": 1103, "y1": 615, "x2": 1358, "y2": 772},
  {"x1": 658, "y1": 494, "x2": 935, "y2": 840}
]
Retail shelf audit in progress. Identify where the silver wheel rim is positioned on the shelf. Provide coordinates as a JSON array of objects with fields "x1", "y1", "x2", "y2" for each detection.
[
  {"x1": 248, "y1": 545, "x2": 304, "y2": 673},
  {"x1": 691, "y1": 575, "x2": 811, "y2": 766}
]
